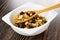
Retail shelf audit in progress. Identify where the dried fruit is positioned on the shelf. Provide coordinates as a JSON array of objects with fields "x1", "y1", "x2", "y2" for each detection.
[
  {"x1": 26, "y1": 12, "x2": 30, "y2": 16},
  {"x1": 32, "y1": 12, "x2": 35, "y2": 15},
  {"x1": 31, "y1": 19, "x2": 36, "y2": 23},
  {"x1": 29, "y1": 25, "x2": 34, "y2": 28},
  {"x1": 20, "y1": 11, "x2": 24, "y2": 15},
  {"x1": 13, "y1": 12, "x2": 47, "y2": 29},
  {"x1": 21, "y1": 22, "x2": 26, "y2": 28}
]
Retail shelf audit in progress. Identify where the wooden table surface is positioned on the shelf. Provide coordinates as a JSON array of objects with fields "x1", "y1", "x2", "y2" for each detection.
[{"x1": 0, "y1": 0, "x2": 60, "y2": 40}]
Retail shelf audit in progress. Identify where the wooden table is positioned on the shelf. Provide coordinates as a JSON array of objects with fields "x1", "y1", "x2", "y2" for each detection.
[{"x1": 0, "y1": 0, "x2": 60, "y2": 40}]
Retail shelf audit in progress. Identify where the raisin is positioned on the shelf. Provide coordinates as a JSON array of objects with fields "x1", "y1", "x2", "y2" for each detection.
[
  {"x1": 15, "y1": 23, "x2": 20, "y2": 27},
  {"x1": 26, "y1": 12, "x2": 30, "y2": 16},
  {"x1": 21, "y1": 22, "x2": 26, "y2": 28},
  {"x1": 29, "y1": 26, "x2": 34, "y2": 28},
  {"x1": 44, "y1": 21, "x2": 47, "y2": 23},
  {"x1": 20, "y1": 11, "x2": 24, "y2": 15},
  {"x1": 32, "y1": 12, "x2": 35, "y2": 15},
  {"x1": 39, "y1": 16, "x2": 43, "y2": 19},
  {"x1": 31, "y1": 19, "x2": 36, "y2": 23}
]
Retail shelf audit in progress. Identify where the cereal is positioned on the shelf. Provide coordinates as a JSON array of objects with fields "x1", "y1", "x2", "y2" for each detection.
[{"x1": 13, "y1": 11, "x2": 47, "y2": 29}]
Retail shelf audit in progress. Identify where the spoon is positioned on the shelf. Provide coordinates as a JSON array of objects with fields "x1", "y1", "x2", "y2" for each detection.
[{"x1": 15, "y1": 3, "x2": 60, "y2": 23}]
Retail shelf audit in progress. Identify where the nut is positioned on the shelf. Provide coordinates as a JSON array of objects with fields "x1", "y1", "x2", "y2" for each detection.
[
  {"x1": 37, "y1": 18, "x2": 39, "y2": 19},
  {"x1": 18, "y1": 15, "x2": 23, "y2": 19},
  {"x1": 25, "y1": 21, "x2": 29, "y2": 25},
  {"x1": 13, "y1": 13, "x2": 47, "y2": 29},
  {"x1": 30, "y1": 13, "x2": 32, "y2": 16},
  {"x1": 24, "y1": 14, "x2": 29, "y2": 19},
  {"x1": 38, "y1": 20, "x2": 42, "y2": 22},
  {"x1": 32, "y1": 23, "x2": 36, "y2": 27}
]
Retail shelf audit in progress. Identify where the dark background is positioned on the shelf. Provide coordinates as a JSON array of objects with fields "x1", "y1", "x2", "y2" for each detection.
[{"x1": 0, "y1": 0, "x2": 60, "y2": 40}]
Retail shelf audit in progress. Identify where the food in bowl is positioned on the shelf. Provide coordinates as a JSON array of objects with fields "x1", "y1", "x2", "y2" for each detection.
[{"x1": 13, "y1": 11, "x2": 47, "y2": 29}]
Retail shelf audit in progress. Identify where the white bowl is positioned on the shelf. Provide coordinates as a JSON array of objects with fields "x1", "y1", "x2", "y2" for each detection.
[{"x1": 2, "y1": 2, "x2": 58, "y2": 36}]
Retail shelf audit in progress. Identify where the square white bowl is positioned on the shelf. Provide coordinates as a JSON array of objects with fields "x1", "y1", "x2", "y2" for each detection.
[{"x1": 2, "y1": 2, "x2": 58, "y2": 36}]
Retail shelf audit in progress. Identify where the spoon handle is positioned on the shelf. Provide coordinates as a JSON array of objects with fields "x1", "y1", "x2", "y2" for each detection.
[
  {"x1": 30, "y1": 3, "x2": 60, "y2": 20},
  {"x1": 20, "y1": 3, "x2": 60, "y2": 23},
  {"x1": 36, "y1": 3, "x2": 60, "y2": 13}
]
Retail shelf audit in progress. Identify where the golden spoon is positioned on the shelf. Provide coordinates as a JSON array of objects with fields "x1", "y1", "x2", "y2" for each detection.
[{"x1": 15, "y1": 3, "x2": 60, "y2": 23}]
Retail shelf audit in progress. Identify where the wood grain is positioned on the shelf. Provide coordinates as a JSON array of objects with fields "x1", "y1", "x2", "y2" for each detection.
[{"x1": 0, "y1": 0, "x2": 60, "y2": 40}]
